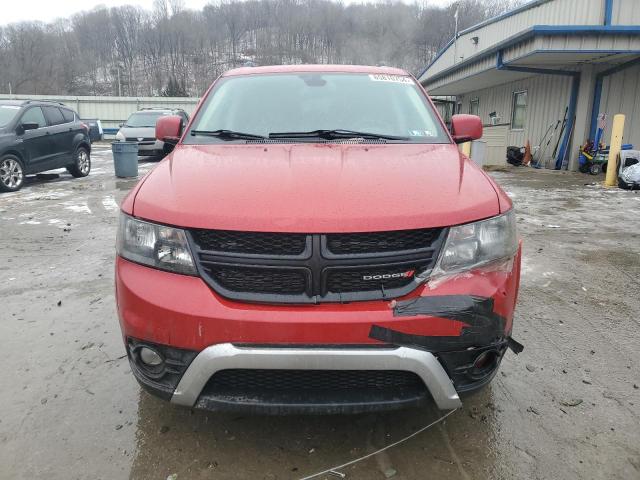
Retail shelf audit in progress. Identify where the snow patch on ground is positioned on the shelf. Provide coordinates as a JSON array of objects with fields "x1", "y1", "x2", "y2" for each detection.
[
  {"x1": 102, "y1": 196, "x2": 119, "y2": 211},
  {"x1": 64, "y1": 203, "x2": 92, "y2": 214}
]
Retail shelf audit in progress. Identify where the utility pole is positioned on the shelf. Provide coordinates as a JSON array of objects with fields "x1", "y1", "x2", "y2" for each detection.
[
  {"x1": 117, "y1": 66, "x2": 122, "y2": 97},
  {"x1": 453, "y1": 7, "x2": 459, "y2": 64}
]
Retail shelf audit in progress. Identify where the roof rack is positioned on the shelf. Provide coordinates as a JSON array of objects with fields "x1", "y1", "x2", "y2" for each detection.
[
  {"x1": 23, "y1": 99, "x2": 66, "y2": 106},
  {"x1": 139, "y1": 107, "x2": 185, "y2": 111}
]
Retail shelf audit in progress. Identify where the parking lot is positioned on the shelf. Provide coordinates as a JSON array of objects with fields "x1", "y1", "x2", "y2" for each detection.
[{"x1": 1, "y1": 145, "x2": 639, "y2": 480}]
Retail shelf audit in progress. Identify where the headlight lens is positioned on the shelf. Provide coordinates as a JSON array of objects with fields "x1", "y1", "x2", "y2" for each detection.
[
  {"x1": 115, "y1": 131, "x2": 125, "y2": 141},
  {"x1": 116, "y1": 214, "x2": 196, "y2": 275},
  {"x1": 433, "y1": 210, "x2": 517, "y2": 275}
]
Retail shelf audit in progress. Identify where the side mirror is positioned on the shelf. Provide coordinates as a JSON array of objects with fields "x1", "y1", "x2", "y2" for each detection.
[
  {"x1": 451, "y1": 114, "x2": 482, "y2": 144},
  {"x1": 21, "y1": 122, "x2": 40, "y2": 132},
  {"x1": 156, "y1": 115, "x2": 182, "y2": 145}
]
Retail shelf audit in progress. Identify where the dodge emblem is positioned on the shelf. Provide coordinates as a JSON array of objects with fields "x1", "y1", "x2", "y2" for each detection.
[{"x1": 362, "y1": 270, "x2": 415, "y2": 281}]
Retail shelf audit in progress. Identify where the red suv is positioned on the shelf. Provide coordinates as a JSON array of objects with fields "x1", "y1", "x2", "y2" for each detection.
[{"x1": 116, "y1": 65, "x2": 522, "y2": 414}]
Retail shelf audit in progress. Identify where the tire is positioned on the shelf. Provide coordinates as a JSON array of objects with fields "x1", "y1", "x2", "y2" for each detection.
[
  {"x1": 67, "y1": 146, "x2": 91, "y2": 178},
  {"x1": 589, "y1": 163, "x2": 602, "y2": 175},
  {"x1": 0, "y1": 154, "x2": 25, "y2": 192}
]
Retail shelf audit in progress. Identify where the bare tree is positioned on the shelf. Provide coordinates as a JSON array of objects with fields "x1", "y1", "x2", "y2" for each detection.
[
  {"x1": 111, "y1": 6, "x2": 144, "y2": 95},
  {"x1": 0, "y1": 0, "x2": 519, "y2": 96}
]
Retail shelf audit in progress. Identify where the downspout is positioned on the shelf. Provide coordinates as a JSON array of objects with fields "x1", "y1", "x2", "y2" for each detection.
[
  {"x1": 592, "y1": 0, "x2": 615, "y2": 141},
  {"x1": 497, "y1": 50, "x2": 580, "y2": 170},
  {"x1": 589, "y1": 56, "x2": 640, "y2": 141},
  {"x1": 604, "y1": 0, "x2": 613, "y2": 26}
]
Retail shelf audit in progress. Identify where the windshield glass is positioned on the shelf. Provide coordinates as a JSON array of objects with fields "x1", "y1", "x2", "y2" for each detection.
[
  {"x1": 0, "y1": 105, "x2": 21, "y2": 128},
  {"x1": 125, "y1": 111, "x2": 168, "y2": 128},
  {"x1": 187, "y1": 73, "x2": 449, "y2": 143}
]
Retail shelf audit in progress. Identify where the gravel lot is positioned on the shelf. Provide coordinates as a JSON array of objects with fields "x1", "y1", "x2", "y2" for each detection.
[{"x1": 1, "y1": 145, "x2": 639, "y2": 479}]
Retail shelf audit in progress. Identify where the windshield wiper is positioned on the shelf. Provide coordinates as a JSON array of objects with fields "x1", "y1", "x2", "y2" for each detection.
[
  {"x1": 268, "y1": 129, "x2": 409, "y2": 141},
  {"x1": 191, "y1": 129, "x2": 267, "y2": 140}
]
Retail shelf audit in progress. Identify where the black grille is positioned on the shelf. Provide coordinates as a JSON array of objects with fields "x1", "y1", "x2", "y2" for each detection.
[
  {"x1": 206, "y1": 265, "x2": 307, "y2": 295},
  {"x1": 207, "y1": 369, "x2": 424, "y2": 392},
  {"x1": 326, "y1": 229, "x2": 441, "y2": 255},
  {"x1": 190, "y1": 228, "x2": 446, "y2": 303},
  {"x1": 191, "y1": 229, "x2": 307, "y2": 256},
  {"x1": 327, "y1": 265, "x2": 422, "y2": 293}
]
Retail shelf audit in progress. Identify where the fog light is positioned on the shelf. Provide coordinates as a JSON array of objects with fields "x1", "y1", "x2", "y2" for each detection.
[
  {"x1": 471, "y1": 350, "x2": 499, "y2": 377},
  {"x1": 139, "y1": 346, "x2": 163, "y2": 366}
]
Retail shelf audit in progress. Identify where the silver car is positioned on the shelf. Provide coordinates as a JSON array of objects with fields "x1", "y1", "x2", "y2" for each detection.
[{"x1": 115, "y1": 108, "x2": 189, "y2": 156}]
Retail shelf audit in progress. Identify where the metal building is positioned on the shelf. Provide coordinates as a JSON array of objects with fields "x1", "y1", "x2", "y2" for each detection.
[{"x1": 418, "y1": 0, "x2": 640, "y2": 169}]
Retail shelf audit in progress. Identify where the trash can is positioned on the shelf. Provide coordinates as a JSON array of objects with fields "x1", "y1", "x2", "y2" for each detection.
[{"x1": 112, "y1": 142, "x2": 139, "y2": 178}]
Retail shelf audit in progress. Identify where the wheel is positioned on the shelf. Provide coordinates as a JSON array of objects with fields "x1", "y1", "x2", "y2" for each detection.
[
  {"x1": 67, "y1": 146, "x2": 91, "y2": 178},
  {"x1": 589, "y1": 163, "x2": 602, "y2": 175},
  {"x1": 0, "y1": 155, "x2": 25, "y2": 192}
]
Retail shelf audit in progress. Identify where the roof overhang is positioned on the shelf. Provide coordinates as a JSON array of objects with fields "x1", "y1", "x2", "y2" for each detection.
[{"x1": 421, "y1": 25, "x2": 640, "y2": 95}]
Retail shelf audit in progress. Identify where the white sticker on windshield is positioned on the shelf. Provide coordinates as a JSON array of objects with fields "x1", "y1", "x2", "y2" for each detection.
[
  {"x1": 409, "y1": 129, "x2": 436, "y2": 137},
  {"x1": 369, "y1": 74, "x2": 413, "y2": 84}
]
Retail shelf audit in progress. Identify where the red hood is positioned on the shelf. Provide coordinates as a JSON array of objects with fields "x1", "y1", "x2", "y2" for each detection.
[{"x1": 130, "y1": 143, "x2": 500, "y2": 232}]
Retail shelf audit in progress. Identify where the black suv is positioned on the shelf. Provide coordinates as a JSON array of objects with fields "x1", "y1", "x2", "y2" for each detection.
[{"x1": 0, "y1": 100, "x2": 91, "y2": 192}]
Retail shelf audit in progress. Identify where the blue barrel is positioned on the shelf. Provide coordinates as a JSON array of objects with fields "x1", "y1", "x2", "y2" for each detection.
[{"x1": 112, "y1": 142, "x2": 139, "y2": 178}]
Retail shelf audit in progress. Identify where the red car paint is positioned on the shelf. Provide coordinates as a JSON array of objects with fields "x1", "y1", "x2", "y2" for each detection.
[
  {"x1": 129, "y1": 144, "x2": 501, "y2": 232},
  {"x1": 116, "y1": 252, "x2": 520, "y2": 351},
  {"x1": 116, "y1": 64, "x2": 521, "y2": 411}
]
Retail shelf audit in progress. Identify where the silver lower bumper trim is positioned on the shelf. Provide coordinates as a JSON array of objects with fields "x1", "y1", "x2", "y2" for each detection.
[{"x1": 171, "y1": 344, "x2": 462, "y2": 410}]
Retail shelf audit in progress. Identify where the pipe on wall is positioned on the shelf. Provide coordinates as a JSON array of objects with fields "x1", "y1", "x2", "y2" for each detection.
[{"x1": 604, "y1": 0, "x2": 613, "y2": 25}]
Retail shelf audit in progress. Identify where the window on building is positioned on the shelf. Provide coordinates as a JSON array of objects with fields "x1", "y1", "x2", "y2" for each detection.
[
  {"x1": 469, "y1": 98, "x2": 479, "y2": 116},
  {"x1": 511, "y1": 91, "x2": 527, "y2": 130},
  {"x1": 456, "y1": 102, "x2": 463, "y2": 114}
]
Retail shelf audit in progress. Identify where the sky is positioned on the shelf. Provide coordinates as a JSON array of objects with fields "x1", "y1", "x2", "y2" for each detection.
[{"x1": 1, "y1": 0, "x2": 453, "y2": 25}]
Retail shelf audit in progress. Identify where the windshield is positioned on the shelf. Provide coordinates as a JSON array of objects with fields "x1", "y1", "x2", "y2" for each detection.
[
  {"x1": 0, "y1": 105, "x2": 21, "y2": 128},
  {"x1": 125, "y1": 111, "x2": 168, "y2": 128},
  {"x1": 187, "y1": 73, "x2": 449, "y2": 143}
]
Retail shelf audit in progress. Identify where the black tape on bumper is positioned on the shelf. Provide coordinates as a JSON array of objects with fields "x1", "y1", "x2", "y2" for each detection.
[
  {"x1": 506, "y1": 337, "x2": 524, "y2": 354},
  {"x1": 392, "y1": 295, "x2": 499, "y2": 324},
  {"x1": 369, "y1": 295, "x2": 524, "y2": 353}
]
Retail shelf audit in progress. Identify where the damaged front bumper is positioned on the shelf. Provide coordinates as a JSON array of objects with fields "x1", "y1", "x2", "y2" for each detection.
[{"x1": 116, "y1": 246, "x2": 522, "y2": 413}]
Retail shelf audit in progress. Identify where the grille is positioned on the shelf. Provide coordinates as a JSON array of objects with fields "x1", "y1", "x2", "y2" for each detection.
[
  {"x1": 206, "y1": 265, "x2": 307, "y2": 295},
  {"x1": 191, "y1": 229, "x2": 307, "y2": 256},
  {"x1": 327, "y1": 229, "x2": 441, "y2": 255},
  {"x1": 327, "y1": 265, "x2": 421, "y2": 293},
  {"x1": 191, "y1": 228, "x2": 446, "y2": 303},
  {"x1": 126, "y1": 137, "x2": 155, "y2": 142},
  {"x1": 207, "y1": 369, "x2": 424, "y2": 392}
]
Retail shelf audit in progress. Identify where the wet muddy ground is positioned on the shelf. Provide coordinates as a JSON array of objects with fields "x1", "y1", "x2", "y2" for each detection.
[{"x1": 1, "y1": 147, "x2": 639, "y2": 479}]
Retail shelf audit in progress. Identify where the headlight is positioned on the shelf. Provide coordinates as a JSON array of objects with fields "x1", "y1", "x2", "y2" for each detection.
[
  {"x1": 432, "y1": 210, "x2": 517, "y2": 275},
  {"x1": 115, "y1": 131, "x2": 125, "y2": 141},
  {"x1": 116, "y1": 214, "x2": 196, "y2": 275}
]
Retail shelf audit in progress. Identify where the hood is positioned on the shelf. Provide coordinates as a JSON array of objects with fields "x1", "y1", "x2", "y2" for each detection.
[
  {"x1": 131, "y1": 143, "x2": 500, "y2": 232},
  {"x1": 119, "y1": 126, "x2": 156, "y2": 138}
]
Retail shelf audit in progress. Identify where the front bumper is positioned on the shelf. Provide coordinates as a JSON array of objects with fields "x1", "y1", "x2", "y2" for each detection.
[
  {"x1": 136, "y1": 140, "x2": 164, "y2": 154},
  {"x1": 171, "y1": 343, "x2": 461, "y2": 412},
  {"x1": 116, "y1": 246, "x2": 521, "y2": 412}
]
